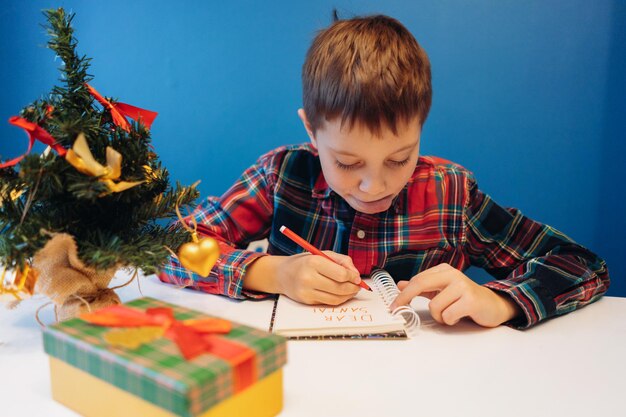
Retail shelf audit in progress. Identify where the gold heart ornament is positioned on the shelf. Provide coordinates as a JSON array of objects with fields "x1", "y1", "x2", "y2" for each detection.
[{"x1": 178, "y1": 235, "x2": 220, "y2": 277}]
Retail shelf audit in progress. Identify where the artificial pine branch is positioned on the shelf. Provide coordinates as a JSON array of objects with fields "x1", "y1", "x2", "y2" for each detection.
[{"x1": 0, "y1": 8, "x2": 199, "y2": 272}]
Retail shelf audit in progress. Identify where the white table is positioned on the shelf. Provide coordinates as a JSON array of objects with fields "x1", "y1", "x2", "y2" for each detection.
[{"x1": 1, "y1": 272, "x2": 624, "y2": 417}]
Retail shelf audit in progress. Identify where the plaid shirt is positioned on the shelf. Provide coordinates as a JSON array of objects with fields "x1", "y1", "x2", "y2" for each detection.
[{"x1": 160, "y1": 143, "x2": 610, "y2": 328}]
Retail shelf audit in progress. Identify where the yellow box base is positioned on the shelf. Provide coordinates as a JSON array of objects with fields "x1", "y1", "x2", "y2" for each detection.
[{"x1": 49, "y1": 357, "x2": 283, "y2": 417}]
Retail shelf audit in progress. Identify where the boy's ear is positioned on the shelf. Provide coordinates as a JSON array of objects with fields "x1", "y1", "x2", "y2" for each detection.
[{"x1": 297, "y1": 108, "x2": 317, "y2": 148}]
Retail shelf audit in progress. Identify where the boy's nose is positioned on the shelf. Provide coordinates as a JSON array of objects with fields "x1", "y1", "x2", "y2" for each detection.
[{"x1": 358, "y1": 173, "x2": 386, "y2": 196}]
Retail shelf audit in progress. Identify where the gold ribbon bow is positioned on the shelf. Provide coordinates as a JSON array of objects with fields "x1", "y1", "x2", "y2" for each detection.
[
  {"x1": 0, "y1": 185, "x2": 24, "y2": 208},
  {"x1": 65, "y1": 133, "x2": 144, "y2": 193}
]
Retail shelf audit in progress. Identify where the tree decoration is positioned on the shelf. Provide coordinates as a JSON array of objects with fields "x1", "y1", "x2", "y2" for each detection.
[
  {"x1": 0, "y1": 265, "x2": 38, "y2": 303},
  {"x1": 85, "y1": 83, "x2": 158, "y2": 132},
  {"x1": 65, "y1": 133, "x2": 144, "y2": 194},
  {"x1": 0, "y1": 8, "x2": 200, "y2": 319},
  {"x1": 175, "y1": 202, "x2": 220, "y2": 277}
]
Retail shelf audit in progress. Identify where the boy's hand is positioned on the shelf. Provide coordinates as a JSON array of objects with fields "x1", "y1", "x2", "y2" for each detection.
[
  {"x1": 389, "y1": 263, "x2": 521, "y2": 328},
  {"x1": 276, "y1": 251, "x2": 362, "y2": 305}
]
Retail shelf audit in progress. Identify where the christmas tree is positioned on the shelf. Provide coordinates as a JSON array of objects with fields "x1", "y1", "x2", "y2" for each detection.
[{"x1": 0, "y1": 8, "x2": 200, "y2": 315}]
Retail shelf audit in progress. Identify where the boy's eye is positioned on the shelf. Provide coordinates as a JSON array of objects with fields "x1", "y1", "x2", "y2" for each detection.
[
  {"x1": 335, "y1": 160, "x2": 359, "y2": 170},
  {"x1": 389, "y1": 158, "x2": 410, "y2": 167},
  {"x1": 335, "y1": 158, "x2": 411, "y2": 170}
]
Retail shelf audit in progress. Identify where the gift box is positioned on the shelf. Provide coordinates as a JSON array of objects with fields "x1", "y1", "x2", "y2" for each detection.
[{"x1": 42, "y1": 297, "x2": 287, "y2": 417}]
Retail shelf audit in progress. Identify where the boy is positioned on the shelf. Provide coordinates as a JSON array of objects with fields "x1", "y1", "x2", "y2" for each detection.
[{"x1": 160, "y1": 14, "x2": 609, "y2": 329}]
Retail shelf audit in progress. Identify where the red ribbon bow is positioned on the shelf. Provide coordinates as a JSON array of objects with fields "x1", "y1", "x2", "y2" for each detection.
[
  {"x1": 81, "y1": 305, "x2": 257, "y2": 392},
  {"x1": 1, "y1": 116, "x2": 66, "y2": 169},
  {"x1": 86, "y1": 84, "x2": 158, "y2": 132}
]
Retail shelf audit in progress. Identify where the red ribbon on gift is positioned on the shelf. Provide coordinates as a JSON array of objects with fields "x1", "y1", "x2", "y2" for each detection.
[
  {"x1": 1, "y1": 116, "x2": 67, "y2": 169},
  {"x1": 81, "y1": 305, "x2": 257, "y2": 393},
  {"x1": 86, "y1": 84, "x2": 158, "y2": 132}
]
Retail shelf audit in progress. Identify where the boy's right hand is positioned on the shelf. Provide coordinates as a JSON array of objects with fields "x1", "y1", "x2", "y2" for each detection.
[
  {"x1": 244, "y1": 251, "x2": 362, "y2": 305},
  {"x1": 275, "y1": 251, "x2": 362, "y2": 305}
]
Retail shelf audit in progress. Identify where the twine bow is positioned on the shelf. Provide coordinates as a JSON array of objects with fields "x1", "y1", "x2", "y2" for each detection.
[{"x1": 86, "y1": 84, "x2": 157, "y2": 132}]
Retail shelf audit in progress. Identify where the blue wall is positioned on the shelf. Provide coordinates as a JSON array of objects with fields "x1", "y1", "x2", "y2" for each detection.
[{"x1": 1, "y1": 1, "x2": 624, "y2": 296}]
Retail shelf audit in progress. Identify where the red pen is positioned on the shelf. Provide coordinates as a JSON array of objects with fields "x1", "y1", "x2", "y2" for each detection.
[{"x1": 279, "y1": 225, "x2": 372, "y2": 292}]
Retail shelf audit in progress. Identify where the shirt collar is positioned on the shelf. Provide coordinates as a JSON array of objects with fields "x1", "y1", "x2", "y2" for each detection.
[{"x1": 312, "y1": 171, "x2": 333, "y2": 199}]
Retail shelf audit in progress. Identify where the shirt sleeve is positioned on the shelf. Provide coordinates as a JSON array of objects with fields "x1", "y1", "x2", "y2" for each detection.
[
  {"x1": 159, "y1": 149, "x2": 284, "y2": 300},
  {"x1": 463, "y1": 175, "x2": 610, "y2": 329}
]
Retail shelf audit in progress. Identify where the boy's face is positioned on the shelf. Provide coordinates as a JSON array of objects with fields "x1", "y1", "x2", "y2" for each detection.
[{"x1": 298, "y1": 109, "x2": 421, "y2": 214}]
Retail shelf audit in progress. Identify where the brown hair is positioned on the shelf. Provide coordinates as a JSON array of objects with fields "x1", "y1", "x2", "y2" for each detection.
[{"x1": 302, "y1": 14, "x2": 432, "y2": 136}]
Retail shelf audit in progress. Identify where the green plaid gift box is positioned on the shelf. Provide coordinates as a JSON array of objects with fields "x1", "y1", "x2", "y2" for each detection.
[{"x1": 42, "y1": 297, "x2": 287, "y2": 417}]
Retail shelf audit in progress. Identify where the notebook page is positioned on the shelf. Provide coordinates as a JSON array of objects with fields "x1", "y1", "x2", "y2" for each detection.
[{"x1": 272, "y1": 279, "x2": 406, "y2": 337}]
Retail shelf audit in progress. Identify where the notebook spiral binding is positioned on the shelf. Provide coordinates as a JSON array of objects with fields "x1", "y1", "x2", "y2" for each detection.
[{"x1": 370, "y1": 269, "x2": 421, "y2": 334}]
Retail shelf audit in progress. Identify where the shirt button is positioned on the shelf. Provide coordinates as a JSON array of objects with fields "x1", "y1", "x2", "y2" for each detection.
[{"x1": 356, "y1": 230, "x2": 366, "y2": 239}]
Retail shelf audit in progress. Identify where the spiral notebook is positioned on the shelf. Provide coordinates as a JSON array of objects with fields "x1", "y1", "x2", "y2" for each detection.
[{"x1": 269, "y1": 269, "x2": 420, "y2": 340}]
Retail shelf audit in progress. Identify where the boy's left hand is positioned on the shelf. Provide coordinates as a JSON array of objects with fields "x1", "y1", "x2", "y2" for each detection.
[{"x1": 389, "y1": 263, "x2": 521, "y2": 328}]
